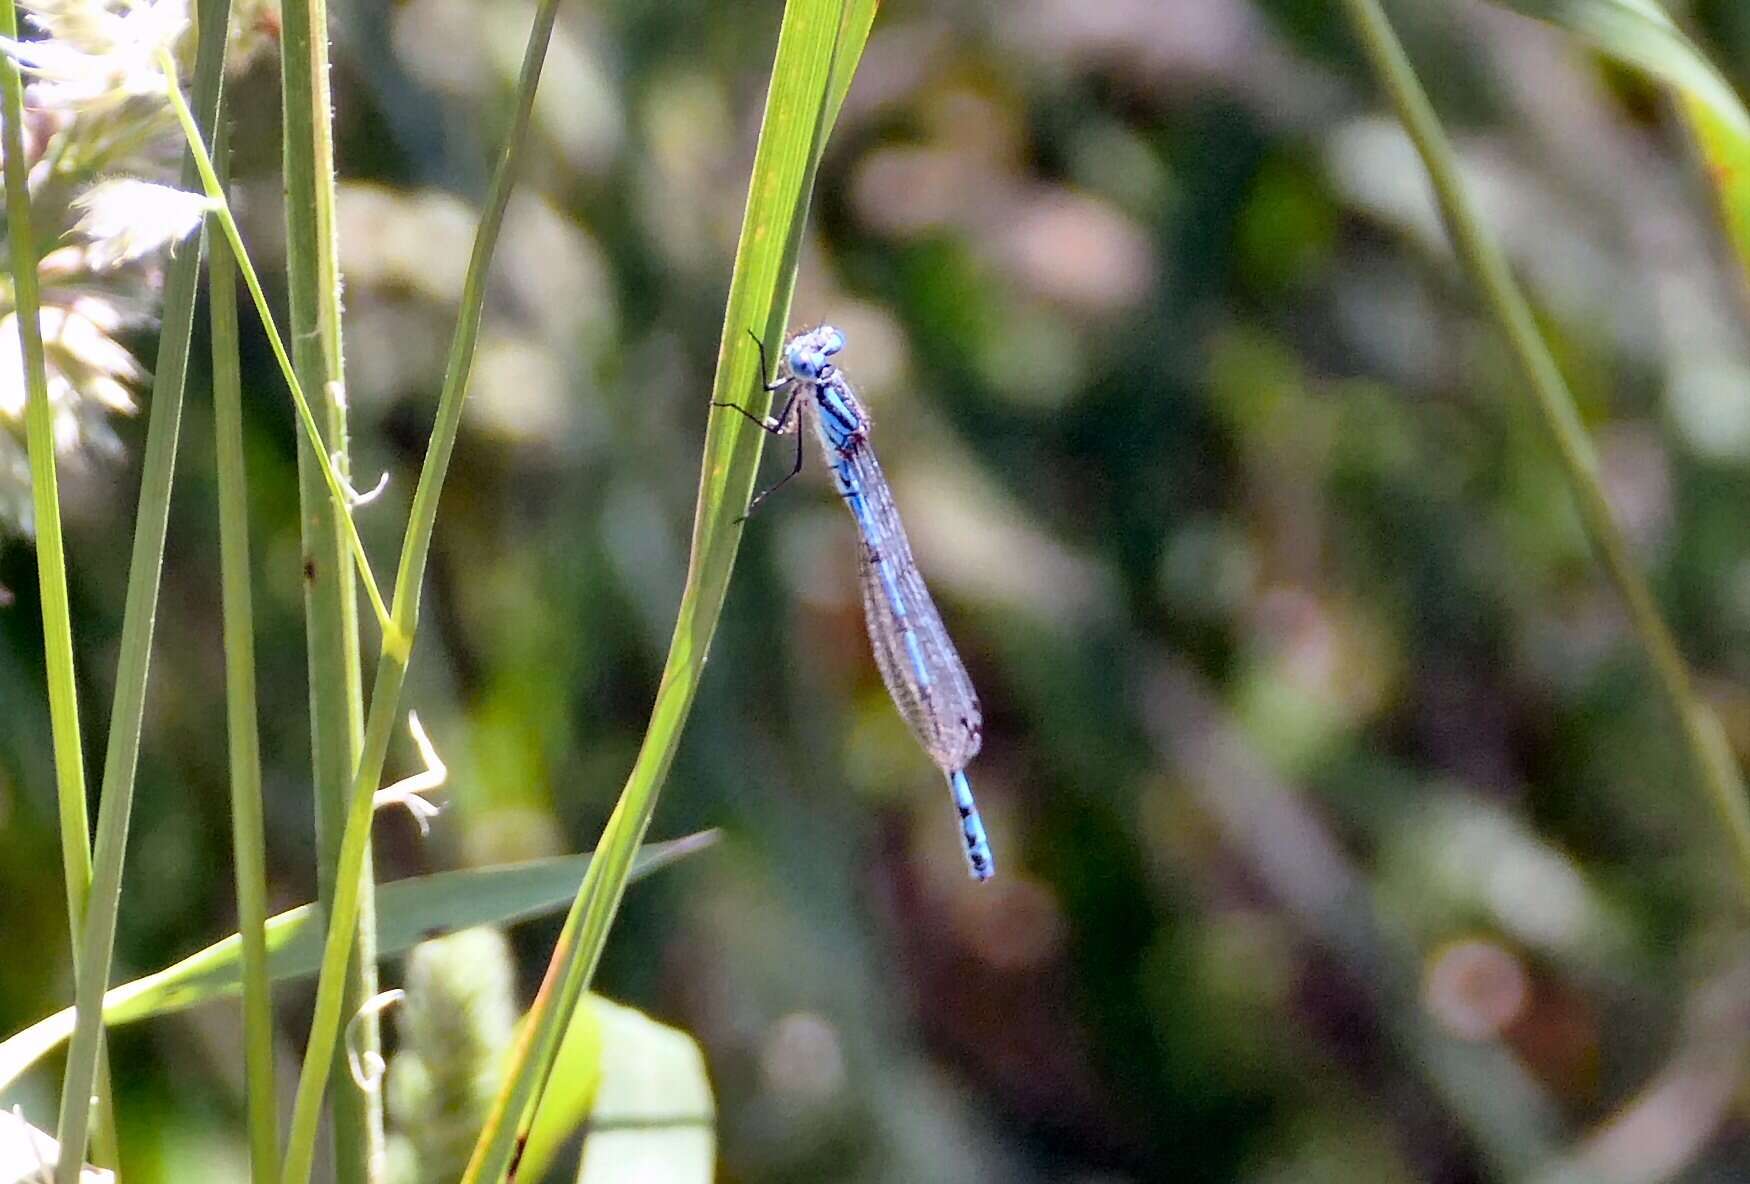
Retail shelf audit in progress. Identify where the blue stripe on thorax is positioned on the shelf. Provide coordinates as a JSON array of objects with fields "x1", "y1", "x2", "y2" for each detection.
[{"x1": 814, "y1": 380, "x2": 863, "y2": 451}]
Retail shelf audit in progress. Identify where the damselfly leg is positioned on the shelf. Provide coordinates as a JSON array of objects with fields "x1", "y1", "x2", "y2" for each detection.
[{"x1": 710, "y1": 331, "x2": 805, "y2": 518}]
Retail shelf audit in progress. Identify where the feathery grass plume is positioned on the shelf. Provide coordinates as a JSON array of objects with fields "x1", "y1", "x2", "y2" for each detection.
[
  {"x1": 0, "y1": 0, "x2": 220, "y2": 535},
  {"x1": 4, "y1": 0, "x2": 187, "y2": 113},
  {"x1": 385, "y1": 929, "x2": 519, "y2": 1184},
  {"x1": 70, "y1": 177, "x2": 208, "y2": 267}
]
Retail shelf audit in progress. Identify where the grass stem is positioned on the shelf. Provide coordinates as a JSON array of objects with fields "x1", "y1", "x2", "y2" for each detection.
[
  {"x1": 209, "y1": 116, "x2": 281, "y2": 1184},
  {"x1": 1337, "y1": 0, "x2": 1750, "y2": 900}
]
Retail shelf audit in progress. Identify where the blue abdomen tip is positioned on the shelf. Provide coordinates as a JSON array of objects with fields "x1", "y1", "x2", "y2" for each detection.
[{"x1": 948, "y1": 768, "x2": 995, "y2": 882}]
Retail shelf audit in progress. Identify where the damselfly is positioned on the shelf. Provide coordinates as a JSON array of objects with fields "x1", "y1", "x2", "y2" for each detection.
[{"x1": 716, "y1": 325, "x2": 994, "y2": 881}]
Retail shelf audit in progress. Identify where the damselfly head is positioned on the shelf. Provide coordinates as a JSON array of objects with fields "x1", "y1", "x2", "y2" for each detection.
[{"x1": 784, "y1": 325, "x2": 846, "y2": 381}]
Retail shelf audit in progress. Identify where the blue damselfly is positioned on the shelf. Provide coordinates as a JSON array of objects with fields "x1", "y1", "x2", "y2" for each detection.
[{"x1": 717, "y1": 325, "x2": 994, "y2": 880}]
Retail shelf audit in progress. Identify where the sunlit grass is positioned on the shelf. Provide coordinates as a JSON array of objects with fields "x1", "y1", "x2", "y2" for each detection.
[{"x1": 456, "y1": 3, "x2": 877, "y2": 1180}]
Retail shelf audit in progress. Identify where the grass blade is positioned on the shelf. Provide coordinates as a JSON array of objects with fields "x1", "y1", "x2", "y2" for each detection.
[
  {"x1": 1338, "y1": 0, "x2": 1750, "y2": 902},
  {"x1": 457, "y1": 4, "x2": 874, "y2": 1181},
  {"x1": 1682, "y1": 95, "x2": 1750, "y2": 288},
  {"x1": 49, "y1": 2, "x2": 232, "y2": 1177},
  {"x1": 0, "y1": 0, "x2": 109, "y2": 1161},
  {"x1": 208, "y1": 118, "x2": 278, "y2": 1183},
  {"x1": 277, "y1": 0, "x2": 580, "y2": 1174},
  {"x1": 1488, "y1": 0, "x2": 1750, "y2": 289},
  {"x1": 822, "y1": 0, "x2": 877, "y2": 135},
  {"x1": 276, "y1": 0, "x2": 377, "y2": 1170},
  {"x1": 0, "y1": 835, "x2": 717, "y2": 1093}
]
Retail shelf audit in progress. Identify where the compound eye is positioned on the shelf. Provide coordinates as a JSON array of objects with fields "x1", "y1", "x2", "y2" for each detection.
[{"x1": 822, "y1": 328, "x2": 846, "y2": 356}]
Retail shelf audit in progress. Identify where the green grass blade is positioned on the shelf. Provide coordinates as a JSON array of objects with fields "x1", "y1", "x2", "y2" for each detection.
[
  {"x1": 208, "y1": 118, "x2": 278, "y2": 1183},
  {"x1": 822, "y1": 0, "x2": 877, "y2": 136},
  {"x1": 1339, "y1": 0, "x2": 1750, "y2": 914},
  {"x1": 686, "y1": 1, "x2": 851, "y2": 588},
  {"x1": 156, "y1": 65, "x2": 391, "y2": 633},
  {"x1": 0, "y1": 0, "x2": 107, "y2": 1155},
  {"x1": 1682, "y1": 95, "x2": 1750, "y2": 285},
  {"x1": 0, "y1": 835, "x2": 717, "y2": 1094},
  {"x1": 277, "y1": 0, "x2": 375, "y2": 1169},
  {"x1": 1489, "y1": 0, "x2": 1750, "y2": 288},
  {"x1": 50, "y1": 3, "x2": 232, "y2": 1178},
  {"x1": 0, "y1": 0, "x2": 89, "y2": 903},
  {"x1": 279, "y1": 656, "x2": 403, "y2": 1184},
  {"x1": 456, "y1": 5, "x2": 866, "y2": 1182},
  {"x1": 276, "y1": 0, "x2": 576, "y2": 1176}
]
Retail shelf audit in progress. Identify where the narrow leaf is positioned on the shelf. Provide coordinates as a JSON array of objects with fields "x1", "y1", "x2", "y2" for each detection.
[
  {"x1": 457, "y1": 3, "x2": 870, "y2": 1180},
  {"x1": 0, "y1": 835, "x2": 716, "y2": 1092},
  {"x1": 1492, "y1": 0, "x2": 1750, "y2": 285}
]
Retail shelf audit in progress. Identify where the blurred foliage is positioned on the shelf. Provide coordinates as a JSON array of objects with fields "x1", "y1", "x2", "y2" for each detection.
[
  {"x1": 386, "y1": 929, "x2": 517, "y2": 1183},
  {"x1": 8, "y1": 0, "x2": 1750, "y2": 1180}
]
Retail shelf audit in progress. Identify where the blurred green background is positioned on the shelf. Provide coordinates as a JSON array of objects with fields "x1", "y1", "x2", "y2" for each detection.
[{"x1": 9, "y1": 0, "x2": 1750, "y2": 1180}]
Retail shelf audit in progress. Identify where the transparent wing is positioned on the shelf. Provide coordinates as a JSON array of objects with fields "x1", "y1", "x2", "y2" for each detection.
[{"x1": 845, "y1": 441, "x2": 983, "y2": 771}]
